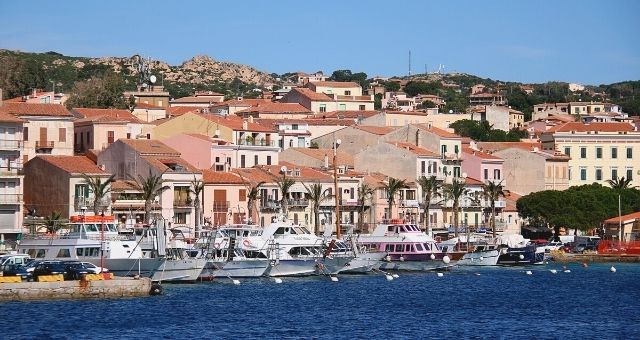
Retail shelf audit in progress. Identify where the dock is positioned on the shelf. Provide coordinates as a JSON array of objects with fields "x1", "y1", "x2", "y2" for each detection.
[
  {"x1": 551, "y1": 251, "x2": 640, "y2": 263},
  {"x1": 0, "y1": 276, "x2": 155, "y2": 301}
]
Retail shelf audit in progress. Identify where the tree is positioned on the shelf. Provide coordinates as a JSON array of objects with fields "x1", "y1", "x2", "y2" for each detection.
[
  {"x1": 276, "y1": 174, "x2": 296, "y2": 217},
  {"x1": 442, "y1": 178, "x2": 468, "y2": 237},
  {"x1": 81, "y1": 173, "x2": 116, "y2": 215},
  {"x1": 43, "y1": 211, "x2": 62, "y2": 234},
  {"x1": 382, "y1": 177, "x2": 408, "y2": 219},
  {"x1": 329, "y1": 69, "x2": 368, "y2": 88},
  {"x1": 65, "y1": 72, "x2": 129, "y2": 109},
  {"x1": 303, "y1": 183, "x2": 332, "y2": 235},
  {"x1": 129, "y1": 171, "x2": 171, "y2": 224},
  {"x1": 607, "y1": 176, "x2": 635, "y2": 191},
  {"x1": 383, "y1": 81, "x2": 401, "y2": 92},
  {"x1": 189, "y1": 177, "x2": 205, "y2": 229},
  {"x1": 482, "y1": 180, "x2": 506, "y2": 238},
  {"x1": 417, "y1": 176, "x2": 441, "y2": 234},
  {"x1": 356, "y1": 183, "x2": 375, "y2": 232},
  {"x1": 419, "y1": 100, "x2": 437, "y2": 109},
  {"x1": 246, "y1": 181, "x2": 265, "y2": 225}
]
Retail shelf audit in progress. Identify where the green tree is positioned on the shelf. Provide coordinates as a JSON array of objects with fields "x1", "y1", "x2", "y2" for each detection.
[
  {"x1": 382, "y1": 177, "x2": 408, "y2": 219},
  {"x1": 607, "y1": 176, "x2": 635, "y2": 191},
  {"x1": 189, "y1": 177, "x2": 205, "y2": 228},
  {"x1": 417, "y1": 175, "x2": 441, "y2": 234},
  {"x1": 482, "y1": 180, "x2": 506, "y2": 238},
  {"x1": 374, "y1": 93, "x2": 383, "y2": 110},
  {"x1": 303, "y1": 183, "x2": 332, "y2": 235},
  {"x1": 129, "y1": 171, "x2": 171, "y2": 224},
  {"x1": 356, "y1": 182, "x2": 375, "y2": 232},
  {"x1": 81, "y1": 173, "x2": 116, "y2": 215},
  {"x1": 383, "y1": 81, "x2": 401, "y2": 92},
  {"x1": 65, "y1": 72, "x2": 129, "y2": 109},
  {"x1": 276, "y1": 174, "x2": 296, "y2": 217},
  {"x1": 245, "y1": 181, "x2": 265, "y2": 224},
  {"x1": 442, "y1": 178, "x2": 468, "y2": 237},
  {"x1": 42, "y1": 211, "x2": 63, "y2": 234}
]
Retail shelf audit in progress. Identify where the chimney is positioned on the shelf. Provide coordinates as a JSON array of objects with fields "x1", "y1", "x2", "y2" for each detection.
[
  {"x1": 324, "y1": 154, "x2": 329, "y2": 168},
  {"x1": 248, "y1": 116, "x2": 254, "y2": 123},
  {"x1": 242, "y1": 119, "x2": 248, "y2": 130},
  {"x1": 33, "y1": 88, "x2": 37, "y2": 97}
]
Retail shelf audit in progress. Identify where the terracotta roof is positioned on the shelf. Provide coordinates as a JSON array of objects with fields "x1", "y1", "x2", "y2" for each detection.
[
  {"x1": 73, "y1": 108, "x2": 143, "y2": 123},
  {"x1": 548, "y1": 122, "x2": 636, "y2": 133},
  {"x1": 462, "y1": 147, "x2": 503, "y2": 160},
  {"x1": 120, "y1": 139, "x2": 181, "y2": 156},
  {"x1": 353, "y1": 125, "x2": 397, "y2": 135},
  {"x1": 604, "y1": 211, "x2": 640, "y2": 224},
  {"x1": 363, "y1": 172, "x2": 389, "y2": 188},
  {"x1": 4, "y1": 91, "x2": 54, "y2": 102},
  {"x1": 233, "y1": 168, "x2": 278, "y2": 184},
  {"x1": 202, "y1": 169, "x2": 245, "y2": 184},
  {"x1": 135, "y1": 102, "x2": 164, "y2": 109},
  {"x1": 166, "y1": 106, "x2": 202, "y2": 116},
  {"x1": 303, "y1": 118, "x2": 357, "y2": 126},
  {"x1": 0, "y1": 111, "x2": 24, "y2": 123},
  {"x1": 236, "y1": 102, "x2": 312, "y2": 114},
  {"x1": 413, "y1": 124, "x2": 461, "y2": 138},
  {"x1": 288, "y1": 148, "x2": 354, "y2": 167},
  {"x1": 0, "y1": 102, "x2": 72, "y2": 117},
  {"x1": 35, "y1": 155, "x2": 106, "y2": 175},
  {"x1": 110, "y1": 180, "x2": 137, "y2": 191},
  {"x1": 310, "y1": 81, "x2": 360, "y2": 88},
  {"x1": 213, "y1": 98, "x2": 270, "y2": 108},
  {"x1": 194, "y1": 113, "x2": 276, "y2": 133},
  {"x1": 185, "y1": 133, "x2": 230, "y2": 145},
  {"x1": 263, "y1": 162, "x2": 333, "y2": 181},
  {"x1": 171, "y1": 96, "x2": 224, "y2": 104},
  {"x1": 323, "y1": 110, "x2": 380, "y2": 119},
  {"x1": 288, "y1": 88, "x2": 333, "y2": 101},
  {"x1": 387, "y1": 141, "x2": 438, "y2": 157},
  {"x1": 141, "y1": 156, "x2": 199, "y2": 173}
]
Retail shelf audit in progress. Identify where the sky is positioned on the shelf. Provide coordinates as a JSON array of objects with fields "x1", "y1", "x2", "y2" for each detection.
[{"x1": 1, "y1": 0, "x2": 639, "y2": 85}]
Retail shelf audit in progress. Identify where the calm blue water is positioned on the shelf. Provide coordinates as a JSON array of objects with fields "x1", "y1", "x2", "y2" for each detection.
[{"x1": 1, "y1": 263, "x2": 639, "y2": 339}]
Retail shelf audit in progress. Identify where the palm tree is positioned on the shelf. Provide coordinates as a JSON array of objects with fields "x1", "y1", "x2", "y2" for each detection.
[
  {"x1": 276, "y1": 174, "x2": 296, "y2": 217},
  {"x1": 356, "y1": 183, "x2": 375, "y2": 232},
  {"x1": 42, "y1": 211, "x2": 62, "y2": 234},
  {"x1": 246, "y1": 181, "x2": 265, "y2": 224},
  {"x1": 442, "y1": 178, "x2": 468, "y2": 237},
  {"x1": 482, "y1": 180, "x2": 505, "y2": 238},
  {"x1": 382, "y1": 177, "x2": 408, "y2": 219},
  {"x1": 129, "y1": 170, "x2": 170, "y2": 224},
  {"x1": 189, "y1": 176, "x2": 204, "y2": 230},
  {"x1": 607, "y1": 176, "x2": 635, "y2": 191},
  {"x1": 304, "y1": 183, "x2": 332, "y2": 235},
  {"x1": 417, "y1": 175, "x2": 441, "y2": 234},
  {"x1": 81, "y1": 173, "x2": 116, "y2": 215}
]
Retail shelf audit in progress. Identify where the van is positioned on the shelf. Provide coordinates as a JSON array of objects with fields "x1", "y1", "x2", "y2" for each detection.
[{"x1": 0, "y1": 254, "x2": 32, "y2": 267}]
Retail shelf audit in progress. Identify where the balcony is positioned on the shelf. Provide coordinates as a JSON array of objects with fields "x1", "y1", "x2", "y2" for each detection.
[
  {"x1": 0, "y1": 140, "x2": 23, "y2": 150},
  {"x1": 212, "y1": 201, "x2": 229, "y2": 212},
  {"x1": 261, "y1": 200, "x2": 280, "y2": 211},
  {"x1": 236, "y1": 139, "x2": 278, "y2": 147},
  {"x1": 173, "y1": 198, "x2": 193, "y2": 208},
  {"x1": 419, "y1": 172, "x2": 446, "y2": 181},
  {"x1": 0, "y1": 194, "x2": 22, "y2": 204},
  {"x1": 0, "y1": 164, "x2": 23, "y2": 177},
  {"x1": 287, "y1": 199, "x2": 309, "y2": 207},
  {"x1": 400, "y1": 199, "x2": 419, "y2": 208},
  {"x1": 35, "y1": 141, "x2": 54, "y2": 150},
  {"x1": 320, "y1": 198, "x2": 359, "y2": 207}
]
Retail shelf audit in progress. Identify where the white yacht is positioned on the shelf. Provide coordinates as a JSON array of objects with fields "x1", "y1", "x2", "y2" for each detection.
[{"x1": 439, "y1": 236, "x2": 502, "y2": 266}]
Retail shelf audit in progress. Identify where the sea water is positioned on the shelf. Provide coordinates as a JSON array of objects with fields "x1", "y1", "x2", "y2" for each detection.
[{"x1": 1, "y1": 263, "x2": 639, "y2": 339}]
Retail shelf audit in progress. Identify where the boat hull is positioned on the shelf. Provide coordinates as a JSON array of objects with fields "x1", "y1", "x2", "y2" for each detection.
[
  {"x1": 202, "y1": 259, "x2": 272, "y2": 278},
  {"x1": 85, "y1": 258, "x2": 165, "y2": 278},
  {"x1": 498, "y1": 246, "x2": 545, "y2": 265},
  {"x1": 456, "y1": 249, "x2": 501, "y2": 266},
  {"x1": 338, "y1": 252, "x2": 385, "y2": 274},
  {"x1": 266, "y1": 256, "x2": 354, "y2": 277},
  {"x1": 151, "y1": 258, "x2": 207, "y2": 282}
]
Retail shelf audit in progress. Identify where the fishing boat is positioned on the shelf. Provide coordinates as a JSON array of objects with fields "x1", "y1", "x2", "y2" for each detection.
[{"x1": 355, "y1": 219, "x2": 458, "y2": 271}]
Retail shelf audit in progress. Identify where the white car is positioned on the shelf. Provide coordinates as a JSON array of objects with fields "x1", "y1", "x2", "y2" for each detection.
[{"x1": 81, "y1": 262, "x2": 109, "y2": 274}]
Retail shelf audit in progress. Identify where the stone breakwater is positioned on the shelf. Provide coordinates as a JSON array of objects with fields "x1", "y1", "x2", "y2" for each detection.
[
  {"x1": 551, "y1": 250, "x2": 640, "y2": 263},
  {"x1": 0, "y1": 277, "x2": 152, "y2": 301}
]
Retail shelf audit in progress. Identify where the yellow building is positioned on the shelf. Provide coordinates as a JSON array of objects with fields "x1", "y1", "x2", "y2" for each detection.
[{"x1": 541, "y1": 122, "x2": 640, "y2": 188}]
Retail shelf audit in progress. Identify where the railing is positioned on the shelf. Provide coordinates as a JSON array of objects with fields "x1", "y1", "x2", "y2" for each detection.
[
  {"x1": 35, "y1": 141, "x2": 54, "y2": 149},
  {"x1": 419, "y1": 172, "x2": 446, "y2": 181},
  {"x1": 212, "y1": 201, "x2": 230, "y2": 212},
  {"x1": 0, "y1": 140, "x2": 23, "y2": 149},
  {"x1": 236, "y1": 139, "x2": 278, "y2": 147},
  {"x1": 0, "y1": 194, "x2": 22, "y2": 204},
  {"x1": 319, "y1": 198, "x2": 360, "y2": 207},
  {"x1": 287, "y1": 199, "x2": 309, "y2": 207},
  {"x1": 400, "y1": 199, "x2": 419, "y2": 208},
  {"x1": 173, "y1": 198, "x2": 192, "y2": 207},
  {"x1": 261, "y1": 200, "x2": 280, "y2": 210},
  {"x1": 0, "y1": 164, "x2": 23, "y2": 176}
]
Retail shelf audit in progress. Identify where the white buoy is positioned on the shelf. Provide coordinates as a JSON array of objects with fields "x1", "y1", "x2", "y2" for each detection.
[
  {"x1": 392, "y1": 274, "x2": 399, "y2": 279},
  {"x1": 610, "y1": 266, "x2": 617, "y2": 273},
  {"x1": 232, "y1": 279, "x2": 241, "y2": 285},
  {"x1": 519, "y1": 254, "x2": 525, "y2": 260},
  {"x1": 563, "y1": 269, "x2": 571, "y2": 273},
  {"x1": 525, "y1": 270, "x2": 533, "y2": 275},
  {"x1": 550, "y1": 269, "x2": 558, "y2": 274},
  {"x1": 330, "y1": 276, "x2": 339, "y2": 282},
  {"x1": 399, "y1": 256, "x2": 405, "y2": 262},
  {"x1": 437, "y1": 272, "x2": 444, "y2": 277},
  {"x1": 479, "y1": 256, "x2": 484, "y2": 261},
  {"x1": 274, "y1": 278, "x2": 283, "y2": 284},
  {"x1": 442, "y1": 255, "x2": 451, "y2": 264},
  {"x1": 430, "y1": 254, "x2": 436, "y2": 260},
  {"x1": 385, "y1": 275, "x2": 394, "y2": 281}
]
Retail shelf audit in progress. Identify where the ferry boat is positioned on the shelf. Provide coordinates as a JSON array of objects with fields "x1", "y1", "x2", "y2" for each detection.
[{"x1": 355, "y1": 219, "x2": 458, "y2": 271}]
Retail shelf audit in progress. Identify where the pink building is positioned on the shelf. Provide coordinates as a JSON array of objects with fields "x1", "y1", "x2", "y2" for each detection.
[{"x1": 461, "y1": 147, "x2": 504, "y2": 184}]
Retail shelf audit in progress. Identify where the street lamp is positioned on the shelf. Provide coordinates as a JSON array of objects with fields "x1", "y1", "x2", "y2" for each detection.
[{"x1": 333, "y1": 136, "x2": 342, "y2": 239}]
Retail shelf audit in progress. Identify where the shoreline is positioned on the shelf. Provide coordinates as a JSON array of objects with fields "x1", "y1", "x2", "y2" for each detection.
[{"x1": 550, "y1": 251, "x2": 640, "y2": 263}]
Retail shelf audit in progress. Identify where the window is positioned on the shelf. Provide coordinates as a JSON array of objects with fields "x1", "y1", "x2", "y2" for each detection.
[
  {"x1": 240, "y1": 155, "x2": 246, "y2": 168},
  {"x1": 319, "y1": 104, "x2": 326, "y2": 113},
  {"x1": 107, "y1": 131, "x2": 115, "y2": 144},
  {"x1": 239, "y1": 189, "x2": 246, "y2": 202},
  {"x1": 441, "y1": 145, "x2": 447, "y2": 155},
  {"x1": 345, "y1": 90, "x2": 351, "y2": 95},
  {"x1": 564, "y1": 147, "x2": 571, "y2": 156},
  {"x1": 406, "y1": 190, "x2": 416, "y2": 200},
  {"x1": 267, "y1": 156, "x2": 272, "y2": 165},
  {"x1": 568, "y1": 167, "x2": 572, "y2": 181},
  {"x1": 494, "y1": 169, "x2": 501, "y2": 180},
  {"x1": 56, "y1": 249, "x2": 71, "y2": 258},
  {"x1": 421, "y1": 161, "x2": 426, "y2": 174},
  {"x1": 611, "y1": 168, "x2": 618, "y2": 180},
  {"x1": 292, "y1": 124, "x2": 298, "y2": 130},
  {"x1": 453, "y1": 167, "x2": 461, "y2": 178},
  {"x1": 627, "y1": 168, "x2": 634, "y2": 181},
  {"x1": 59, "y1": 128, "x2": 66, "y2": 142},
  {"x1": 254, "y1": 155, "x2": 258, "y2": 165},
  {"x1": 595, "y1": 167, "x2": 602, "y2": 181},
  {"x1": 574, "y1": 107, "x2": 580, "y2": 114},
  {"x1": 359, "y1": 105, "x2": 365, "y2": 110},
  {"x1": 580, "y1": 167, "x2": 587, "y2": 181},
  {"x1": 339, "y1": 104, "x2": 346, "y2": 111},
  {"x1": 484, "y1": 169, "x2": 488, "y2": 180},
  {"x1": 580, "y1": 147, "x2": 587, "y2": 159},
  {"x1": 596, "y1": 147, "x2": 602, "y2": 159},
  {"x1": 611, "y1": 147, "x2": 618, "y2": 159},
  {"x1": 454, "y1": 145, "x2": 459, "y2": 154},
  {"x1": 174, "y1": 212, "x2": 187, "y2": 224},
  {"x1": 23, "y1": 127, "x2": 28, "y2": 141},
  {"x1": 627, "y1": 147, "x2": 633, "y2": 159},
  {"x1": 215, "y1": 157, "x2": 220, "y2": 163}
]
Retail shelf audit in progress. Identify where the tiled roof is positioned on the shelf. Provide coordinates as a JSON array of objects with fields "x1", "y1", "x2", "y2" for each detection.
[
  {"x1": 141, "y1": 156, "x2": 199, "y2": 173},
  {"x1": 120, "y1": 139, "x2": 181, "y2": 156},
  {"x1": 288, "y1": 148, "x2": 354, "y2": 167},
  {"x1": 462, "y1": 147, "x2": 503, "y2": 160},
  {"x1": 236, "y1": 102, "x2": 312, "y2": 114},
  {"x1": 185, "y1": 133, "x2": 230, "y2": 145},
  {"x1": 202, "y1": 169, "x2": 245, "y2": 184},
  {"x1": 303, "y1": 118, "x2": 357, "y2": 126},
  {"x1": 265, "y1": 162, "x2": 333, "y2": 181},
  {"x1": 464, "y1": 177, "x2": 484, "y2": 186},
  {"x1": 548, "y1": 122, "x2": 636, "y2": 133},
  {"x1": 0, "y1": 102, "x2": 72, "y2": 117},
  {"x1": 166, "y1": 106, "x2": 202, "y2": 116},
  {"x1": 323, "y1": 110, "x2": 380, "y2": 119},
  {"x1": 110, "y1": 179, "x2": 138, "y2": 191},
  {"x1": 35, "y1": 155, "x2": 106, "y2": 175},
  {"x1": 73, "y1": 108, "x2": 143, "y2": 123},
  {"x1": 310, "y1": 81, "x2": 360, "y2": 88},
  {"x1": 0, "y1": 111, "x2": 24, "y2": 123},
  {"x1": 4, "y1": 91, "x2": 54, "y2": 102},
  {"x1": 195, "y1": 91, "x2": 224, "y2": 96},
  {"x1": 387, "y1": 141, "x2": 438, "y2": 157},
  {"x1": 413, "y1": 124, "x2": 461, "y2": 138},
  {"x1": 604, "y1": 211, "x2": 640, "y2": 224},
  {"x1": 233, "y1": 168, "x2": 278, "y2": 184},
  {"x1": 213, "y1": 98, "x2": 270, "y2": 108},
  {"x1": 289, "y1": 88, "x2": 333, "y2": 101},
  {"x1": 353, "y1": 125, "x2": 397, "y2": 135},
  {"x1": 195, "y1": 113, "x2": 276, "y2": 132},
  {"x1": 171, "y1": 96, "x2": 224, "y2": 104}
]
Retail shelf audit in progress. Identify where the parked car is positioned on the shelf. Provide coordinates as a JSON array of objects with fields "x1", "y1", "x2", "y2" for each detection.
[
  {"x1": 63, "y1": 262, "x2": 92, "y2": 280},
  {"x1": 80, "y1": 262, "x2": 108, "y2": 274},
  {"x1": 0, "y1": 264, "x2": 32, "y2": 281},
  {"x1": 23, "y1": 260, "x2": 43, "y2": 273},
  {"x1": 561, "y1": 242, "x2": 575, "y2": 253},
  {"x1": 32, "y1": 261, "x2": 67, "y2": 279}
]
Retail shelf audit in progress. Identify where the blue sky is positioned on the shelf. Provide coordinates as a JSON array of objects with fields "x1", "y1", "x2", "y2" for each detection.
[{"x1": 1, "y1": 0, "x2": 638, "y2": 85}]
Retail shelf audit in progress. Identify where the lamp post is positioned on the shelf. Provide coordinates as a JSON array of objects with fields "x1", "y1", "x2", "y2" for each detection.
[
  {"x1": 100, "y1": 211, "x2": 105, "y2": 274},
  {"x1": 333, "y1": 136, "x2": 342, "y2": 239}
]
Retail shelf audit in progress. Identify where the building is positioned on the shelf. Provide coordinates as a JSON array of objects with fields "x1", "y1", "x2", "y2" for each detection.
[
  {"x1": 361, "y1": 110, "x2": 469, "y2": 128},
  {"x1": 540, "y1": 122, "x2": 639, "y2": 188},
  {"x1": 234, "y1": 102, "x2": 312, "y2": 120},
  {"x1": 460, "y1": 147, "x2": 504, "y2": 184},
  {"x1": 280, "y1": 148, "x2": 354, "y2": 170},
  {"x1": 24, "y1": 155, "x2": 112, "y2": 219},
  {"x1": 131, "y1": 103, "x2": 167, "y2": 123},
  {"x1": 469, "y1": 93, "x2": 505, "y2": 106},
  {"x1": 382, "y1": 92, "x2": 416, "y2": 111},
  {"x1": 312, "y1": 125, "x2": 398, "y2": 155},
  {"x1": 202, "y1": 169, "x2": 248, "y2": 226},
  {"x1": 0, "y1": 102, "x2": 75, "y2": 163},
  {"x1": 97, "y1": 139, "x2": 203, "y2": 228},
  {"x1": 281, "y1": 82, "x2": 375, "y2": 113},
  {"x1": 469, "y1": 105, "x2": 510, "y2": 131},
  {"x1": 532, "y1": 103, "x2": 570, "y2": 120},
  {"x1": 209, "y1": 98, "x2": 271, "y2": 116},
  {"x1": 169, "y1": 91, "x2": 225, "y2": 107},
  {"x1": 256, "y1": 119, "x2": 312, "y2": 149},
  {"x1": 0, "y1": 110, "x2": 25, "y2": 250},
  {"x1": 602, "y1": 211, "x2": 640, "y2": 242},
  {"x1": 123, "y1": 83, "x2": 170, "y2": 108},
  {"x1": 4, "y1": 89, "x2": 68, "y2": 105},
  {"x1": 280, "y1": 87, "x2": 336, "y2": 113},
  {"x1": 72, "y1": 108, "x2": 149, "y2": 153}
]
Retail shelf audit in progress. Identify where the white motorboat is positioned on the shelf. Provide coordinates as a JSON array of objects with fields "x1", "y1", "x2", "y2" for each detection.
[{"x1": 439, "y1": 235, "x2": 502, "y2": 266}]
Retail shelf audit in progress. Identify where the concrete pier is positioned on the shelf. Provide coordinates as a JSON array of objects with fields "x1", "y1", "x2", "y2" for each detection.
[
  {"x1": 0, "y1": 277, "x2": 153, "y2": 301},
  {"x1": 551, "y1": 251, "x2": 640, "y2": 263}
]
